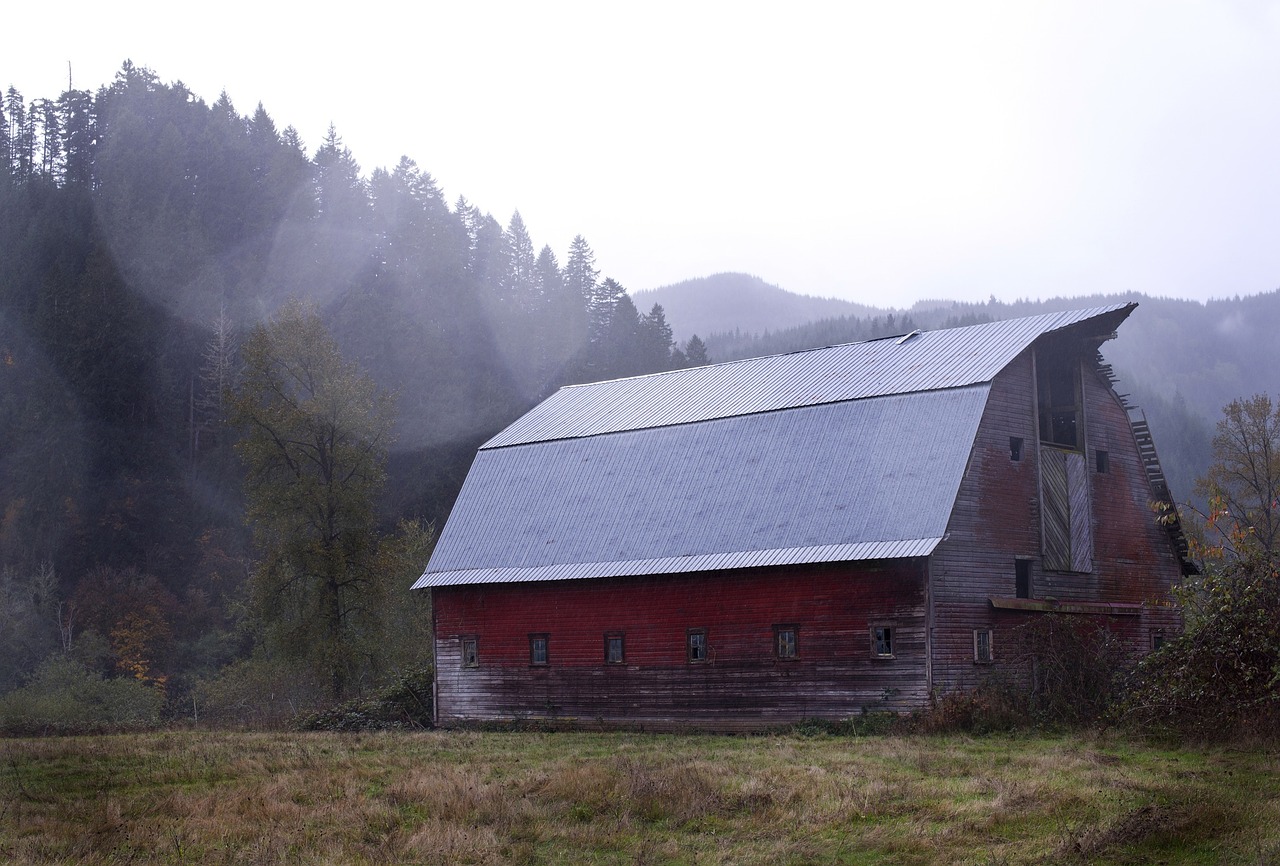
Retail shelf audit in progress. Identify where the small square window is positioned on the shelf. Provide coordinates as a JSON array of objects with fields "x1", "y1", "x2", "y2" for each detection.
[
  {"x1": 974, "y1": 629, "x2": 994, "y2": 664},
  {"x1": 605, "y1": 632, "x2": 624, "y2": 665},
  {"x1": 1015, "y1": 559, "x2": 1031, "y2": 599},
  {"x1": 529, "y1": 634, "x2": 549, "y2": 666},
  {"x1": 1096, "y1": 449, "x2": 1109, "y2": 473},
  {"x1": 687, "y1": 629, "x2": 708, "y2": 663},
  {"x1": 774, "y1": 625, "x2": 799, "y2": 659},
  {"x1": 871, "y1": 625, "x2": 894, "y2": 658},
  {"x1": 461, "y1": 637, "x2": 478, "y2": 668},
  {"x1": 1152, "y1": 630, "x2": 1165, "y2": 652},
  {"x1": 1009, "y1": 436, "x2": 1024, "y2": 462}
]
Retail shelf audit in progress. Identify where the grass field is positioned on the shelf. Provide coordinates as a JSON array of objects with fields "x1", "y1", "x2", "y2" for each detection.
[{"x1": 1, "y1": 729, "x2": 1278, "y2": 864}]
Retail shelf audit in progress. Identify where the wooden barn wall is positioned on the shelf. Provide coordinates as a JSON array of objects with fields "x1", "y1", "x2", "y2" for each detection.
[
  {"x1": 432, "y1": 561, "x2": 926, "y2": 730},
  {"x1": 929, "y1": 348, "x2": 1184, "y2": 695}
]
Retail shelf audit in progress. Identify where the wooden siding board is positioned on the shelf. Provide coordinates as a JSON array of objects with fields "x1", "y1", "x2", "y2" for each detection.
[
  {"x1": 1042, "y1": 449, "x2": 1071, "y2": 571},
  {"x1": 433, "y1": 562, "x2": 927, "y2": 728},
  {"x1": 1067, "y1": 450, "x2": 1094, "y2": 572}
]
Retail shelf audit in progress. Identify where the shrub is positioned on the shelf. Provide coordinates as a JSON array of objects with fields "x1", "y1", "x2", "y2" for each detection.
[
  {"x1": 295, "y1": 666, "x2": 434, "y2": 731},
  {"x1": 192, "y1": 656, "x2": 329, "y2": 728},
  {"x1": 1117, "y1": 557, "x2": 1280, "y2": 741},
  {"x1": 913, "y1": 616, "x2": 1129, "y2": 734},
  {"x1": 0, "y1": 655, "x2": 163, "y2": 735},
  {"x1": 1011, "y1": 614, "x2": 1126, "y2": 727},
  {"x1": 912, "y1": 676, "x2": 1029, "y2": 734}
]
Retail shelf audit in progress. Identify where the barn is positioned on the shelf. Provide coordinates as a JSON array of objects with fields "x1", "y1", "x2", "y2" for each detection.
[{"x1": 413, "y1": 303, "x2": 1192, "y2": 729}]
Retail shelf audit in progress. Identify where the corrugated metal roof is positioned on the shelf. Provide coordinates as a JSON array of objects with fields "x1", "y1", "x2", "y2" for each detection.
[
  {"x1": 415, "y1": 386, "x2": 989, "y2": 588},
  {"x1": 484, "y1": 303, "x2": 1135, "y2": 448}
]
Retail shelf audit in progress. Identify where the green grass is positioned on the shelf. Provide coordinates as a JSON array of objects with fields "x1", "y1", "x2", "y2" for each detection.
[{"x1": 0, "y1": 730, "x2": 1277, "y2": 864}]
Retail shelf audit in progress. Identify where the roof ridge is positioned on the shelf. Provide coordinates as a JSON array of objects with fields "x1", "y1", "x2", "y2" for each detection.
[{"x1": 482, "y1": 303, "x2": 1136, "y2": 449}]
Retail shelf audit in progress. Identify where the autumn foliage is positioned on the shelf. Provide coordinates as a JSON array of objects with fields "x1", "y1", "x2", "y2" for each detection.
[{"x1": 1120, "y1": 395, "x2": 1280, "y2": 740}]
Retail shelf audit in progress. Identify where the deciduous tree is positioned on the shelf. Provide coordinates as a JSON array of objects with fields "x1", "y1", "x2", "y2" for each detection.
[
  {"x1": 229, "y1": 300, "x2": 395, "y2": 701},
  {"x1": 1193, "y1": 393, "x2": 1280, "y2": 562}
]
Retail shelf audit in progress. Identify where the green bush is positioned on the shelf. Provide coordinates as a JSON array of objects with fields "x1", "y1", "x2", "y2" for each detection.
[
  {"x1": 295, "y1": 666, "x2": 434, "y2": 731},
  {"x1": 0, "y1": 655, "x2": 163, "y2": 735},
  {"x1": 1118, "y1": 557, "x2": 1280, "y2": 741},
  {"x1": 191, "y1": 656, "x2": 329, "y2": 728}
]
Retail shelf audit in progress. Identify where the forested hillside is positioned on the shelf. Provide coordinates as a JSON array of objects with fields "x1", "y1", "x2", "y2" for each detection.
[{"x1": 0, "y1": 63, "x2": 699, "y2": 714}]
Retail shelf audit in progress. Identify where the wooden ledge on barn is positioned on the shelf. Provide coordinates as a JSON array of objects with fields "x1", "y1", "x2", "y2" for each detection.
[{"x1": 989, "y1": 597, "x2": 1144, "y2": 616}]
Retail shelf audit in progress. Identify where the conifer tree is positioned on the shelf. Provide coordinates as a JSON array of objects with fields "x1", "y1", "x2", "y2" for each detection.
[
  {"x1": 640, "y1": 303, "x2": 675, "y2": 371},
  {"x1": 684, "y1": 334, "x2": 710, "y2": 366},
  {"x1": 564, "y1": 234, "x2": 599, "y2": 317},
  {"x1": 502, "y1": 210, "x2": 537, "y2": 310}
]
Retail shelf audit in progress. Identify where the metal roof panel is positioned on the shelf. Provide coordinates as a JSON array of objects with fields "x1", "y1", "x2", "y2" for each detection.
[
  {"x1": 418, "y1": 386, "x2": 989, "y2": 586},
  {"x1": 484, "y1": 303, "x2": 1134, "y2": 448}
]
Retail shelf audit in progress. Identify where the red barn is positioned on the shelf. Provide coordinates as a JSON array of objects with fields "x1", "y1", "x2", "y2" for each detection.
[{"x1": 414, "y1": 304, "x2": 1192, "y2": 729}]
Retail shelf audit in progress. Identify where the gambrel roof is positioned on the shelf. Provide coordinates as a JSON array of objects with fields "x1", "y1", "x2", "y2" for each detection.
[{"x1": 414, "y1": 304, "x2": 1136, "y2": 589}]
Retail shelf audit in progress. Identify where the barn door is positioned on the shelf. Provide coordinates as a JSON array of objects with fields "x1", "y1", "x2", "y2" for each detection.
[{"x1": 1041, "y1": 447, "x2": 1093, "y2": 573}]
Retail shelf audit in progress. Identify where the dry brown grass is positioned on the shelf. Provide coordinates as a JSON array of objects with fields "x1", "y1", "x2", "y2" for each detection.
[{"x1": 0, "y1": 729, "x2": 1276, "y2": 864}]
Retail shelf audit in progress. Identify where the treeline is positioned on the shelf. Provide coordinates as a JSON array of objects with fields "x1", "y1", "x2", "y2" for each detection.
[{"x1": 0, "y1": 63, "x2": 704, "y2": 722}]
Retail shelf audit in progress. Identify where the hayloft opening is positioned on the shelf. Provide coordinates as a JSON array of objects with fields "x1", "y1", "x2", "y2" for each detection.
[{"x1": 1036, "y1": 347, "x2": 1081, "y2": 450}]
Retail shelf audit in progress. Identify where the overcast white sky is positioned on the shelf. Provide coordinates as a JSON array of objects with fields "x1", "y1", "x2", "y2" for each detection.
[{"x1": 7, "y1": 1, "x2": 1280, "y2": 306}]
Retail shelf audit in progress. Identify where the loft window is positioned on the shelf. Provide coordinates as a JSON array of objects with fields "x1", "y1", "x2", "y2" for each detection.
[
  {"x1": 1036, "y1": 348, "x2": 1081, "y2": 450},
  {"x1": 529, "y1": 634, "x2": 549, "y2": 666},
  {"x1": 1096, "y1": 449, "x2": 1109, "y2": 473},
  {"x1": 1015, "y1": 559, "x2": 1031, "y2": 599},
  {"x1": 974, "y1": 629, "x2": 994, "y2": 664},
  {"x1": 605, "y1": 632, "x2": 624, "y2": 665},
  {"x1": 461, "y1": 637, "x2": 478, "y2": 668},
  {"x1": 774, "y1": 625, "x2": 799, "y2": 660},
  {"x1": 871, "y1": 625, "x2": 894, "y2": 658},
  {"x1": 1010, "y1": 437, "x2": 1024, "y2": 462},
  {"x1": 687, "y1": 629, "x2": 708, "y2": 663}
]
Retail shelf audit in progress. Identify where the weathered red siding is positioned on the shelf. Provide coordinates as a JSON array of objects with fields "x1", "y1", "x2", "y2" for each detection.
[
  {"x1": 433, "y1": 561, "x2": 926, "y2": 729},
  {"x1": 929, "y1": 349, "x2": 1183, "y2": 695}
]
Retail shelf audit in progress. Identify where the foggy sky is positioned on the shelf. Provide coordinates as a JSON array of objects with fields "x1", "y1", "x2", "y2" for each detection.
[{"x1": 8, "y1": 1, "x2": 1280, "y2": 307}]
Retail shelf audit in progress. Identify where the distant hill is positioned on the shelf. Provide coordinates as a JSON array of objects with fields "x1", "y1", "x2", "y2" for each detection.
[{"x1": 631, "y1": 273, "x2": 884, "y2": 342}]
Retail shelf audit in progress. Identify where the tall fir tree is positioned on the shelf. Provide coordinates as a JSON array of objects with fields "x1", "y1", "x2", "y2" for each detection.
[{"x1": 563, "y1": 234, "x2": 599, "y2": 323}]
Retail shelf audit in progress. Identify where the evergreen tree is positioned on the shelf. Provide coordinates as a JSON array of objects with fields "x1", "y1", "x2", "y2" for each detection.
[
  {"x1": 684, "y1": 334, "x2": 710, "y2": 366},
  {"x1": 563, "y1": 234, "x2": 599, "y2": 322},
  {"x1": 532, "y1": 243, "x2": 586, "y2": 384},
  {"x1": 0, "y1": 89, "x2": 8, "y2": 179},
  {"x1": 590, "y1": 275, "x2": 627, "y2": 344},
  {"x1": 6, "y1": 87, "x2": 32, "y2": 180},
  {"x1": 639, "y1": 303, "x2": 675, "y2": 371},
  {"x1": 599, "y1": 292, "x2": 644, "y2": 378},
  {"x1": 34, "y1": 98, "x2": 60, "y2": 179},
  {"x1": 56, "y1": 89, "x2": 95, "y2": 187},
  {"x1": 501, "y1": 210, "x2": 537, "y2": 309}
]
